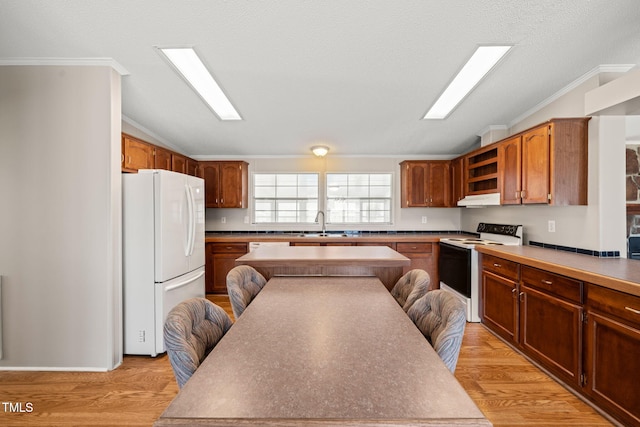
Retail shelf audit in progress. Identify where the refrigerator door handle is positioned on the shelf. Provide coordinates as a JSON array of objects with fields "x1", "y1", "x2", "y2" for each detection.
[
  {"x1": 164, "y1": 270, "x2": 205, "y2": 292},
  {"x1": 187, "y1": 184, "x2": 197, "y2": 256},
  {"x1": 184, "y1": 184, "x2": 195, "y2": 257}
]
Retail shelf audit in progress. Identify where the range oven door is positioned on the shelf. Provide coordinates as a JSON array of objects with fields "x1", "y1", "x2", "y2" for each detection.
[{"x1": 438, "y1": 242, "x2": 471, "y2": 298}]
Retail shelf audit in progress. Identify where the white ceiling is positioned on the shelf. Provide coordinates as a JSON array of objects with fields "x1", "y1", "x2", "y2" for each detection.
[{"x1": 2, "y1": 0, "x2": 640, "y2": 157}]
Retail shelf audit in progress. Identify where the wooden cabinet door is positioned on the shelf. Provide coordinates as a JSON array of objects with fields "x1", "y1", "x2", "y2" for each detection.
[
  {"x1": 585, "y1": 310, "x2": 640, "y2": 426},
  {"x1": 428, "y1": 161, "x2": 450, "y2": 207},
  {"x1": 219, "y1": 162, "x2": 248, "y2": 208},
  {"x1": 171, "y1": 153, "x2": 187, "y2": 174},
  {"x1": 500, "y1": 136, "x2": 522, "y2": 205},
  {"x1": 521, "y1": 125, "x2": 550, "y2": 204},
  {"x1": 187, "y1": 158, "x2": 200, "y2": 177},
  {"x1": 154, "y1": 146, "x2": 172, "y2": 170},
  {"x1": 482, "y1": 270, "x2": 518, "y2": 343},
  {"x1": 450, "y1": 157, "x2": 465, "y2": 205},
  {"x1": 519, "y1": 284, "x2": 583, "y2": 387},
  {"x1": 396, "y1": 242, "x2": 437, "y2": 285},
  {"x1": 122, "y1": 135, "x2": 153, "y2": 171},
  {"x1": 206, "y1": 243, "x2": 248, "y2": 294},
  {"x1": 400, "y1": 161, "x2": 428, "y2": 207},
  {"x1": 201, "y1": 162, "x2": 221, "y2": 208}
]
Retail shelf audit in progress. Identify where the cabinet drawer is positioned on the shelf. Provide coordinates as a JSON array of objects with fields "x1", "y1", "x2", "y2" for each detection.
[
  {"x1": 482, "y1": 254, "x2": 519, "y2": 281},
  {"x1": 521, "y1": 266, "x2": 582, "y2": 304},
  {"x1": 397, "y1": 242, "x2": 432, "y2": 253},
  {"x1": 208, "y1": 242, "x2": 247, "y2": 253},
  {"x1": 586, "y1": 283, "x2": 640, "y2": 327}
]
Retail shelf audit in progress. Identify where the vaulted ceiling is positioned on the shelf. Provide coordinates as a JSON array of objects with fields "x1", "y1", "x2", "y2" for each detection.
[{"x1": 2, "y1": 0, "x2": 640, "y2": 157}]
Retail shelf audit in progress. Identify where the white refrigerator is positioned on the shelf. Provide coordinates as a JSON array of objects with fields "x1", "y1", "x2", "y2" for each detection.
[{"x1": 123, "y1": 169, "x2": 205, "y2": 356}]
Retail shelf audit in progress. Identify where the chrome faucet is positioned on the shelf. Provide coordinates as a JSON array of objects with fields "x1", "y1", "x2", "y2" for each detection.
[{"x1": 314, "y1": 210, "x2": 326, "y2": 235}]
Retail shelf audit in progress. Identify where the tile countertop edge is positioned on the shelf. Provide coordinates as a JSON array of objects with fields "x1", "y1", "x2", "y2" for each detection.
[{"x1": 476, "y1": 245, "x2": 640, "y2": 298}]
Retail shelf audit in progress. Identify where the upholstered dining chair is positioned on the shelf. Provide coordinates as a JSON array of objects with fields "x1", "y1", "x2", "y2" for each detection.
[
  {"x1": 164, "y1": 298, "x2": 233, "y2": 388},
  {"x1": 390, "y1": 269, "x2": 433, "y2": 312},
  {"x1": 226, "y1": 265, "x2": 267, "y2": 319},
  {"x1": 407, "y1": 289, "x2": 467, "y2": 373}
]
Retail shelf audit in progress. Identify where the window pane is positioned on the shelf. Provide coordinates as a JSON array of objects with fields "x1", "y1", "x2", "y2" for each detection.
[
  {"x1": 254, "y1": 173, "x2": 319, "y2": 224},
  {"x1": 326, "y1": 173, "x2": 392, "y2": 225}
]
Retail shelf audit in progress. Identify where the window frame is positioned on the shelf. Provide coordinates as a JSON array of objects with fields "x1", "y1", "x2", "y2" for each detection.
[
  {"x1": 252, "y1": 172, "x2": 320, "y2": 225},
  {"x1": 325, "y1": 172, "x2": 393, "y2": 225}
]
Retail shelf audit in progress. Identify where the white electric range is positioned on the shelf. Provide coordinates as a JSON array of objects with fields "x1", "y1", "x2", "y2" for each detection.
[{"x1": 439, "y1": 223, "x2": 523, "y2": 322}]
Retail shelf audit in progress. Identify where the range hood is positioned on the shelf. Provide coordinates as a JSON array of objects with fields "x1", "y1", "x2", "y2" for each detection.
[{"x1": 457, "y1": 193, "x2": 501, "y2": 207}]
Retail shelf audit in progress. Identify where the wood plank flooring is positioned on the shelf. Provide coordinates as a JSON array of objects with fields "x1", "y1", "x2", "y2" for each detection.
[{"x1": 0, "y1": 295, "x2": 615, "y2": 427}]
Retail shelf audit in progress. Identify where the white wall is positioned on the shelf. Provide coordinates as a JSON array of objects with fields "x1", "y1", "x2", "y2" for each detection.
[
  {"x1": 204, "y1": 155, "x2": 462, "y2": 232},
  {"x1": 0, "y1": 66, "x2": 122, "y2": 370},
  {"x1": 462, "y1": 73, "x2": 629, "y2": 254}
]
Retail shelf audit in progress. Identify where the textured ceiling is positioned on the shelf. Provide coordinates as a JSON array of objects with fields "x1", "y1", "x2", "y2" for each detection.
[{"x1": 1, "y1": 0, "x2": 640, "y2": 157}]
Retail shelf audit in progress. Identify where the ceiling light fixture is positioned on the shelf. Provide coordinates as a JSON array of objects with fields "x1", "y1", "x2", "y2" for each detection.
[
  {"x1": 311, "y1": 145, "x2": 329, "y2": 157},
  {"x1": 423, "y1": 45, "x2": 512, "y2": 120},
  {"x1": 157, "y1": 47, "x2": 242, "y2": 121}
]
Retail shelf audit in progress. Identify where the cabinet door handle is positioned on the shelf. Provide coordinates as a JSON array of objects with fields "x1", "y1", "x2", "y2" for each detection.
[
  {"x1": 511, "y1": 288, "x2": 517, "y2": 296},
  {"x1": 519, "y1": 291, "x2": 524, "y2": 302},
  {"x1": 541, "y1": 280, "x2": 553, "y2": 285},
  {"x1": 493, "y1": 263, "x2": 502, "y2": 268},
  {"x1": 515, "y1": 192, "x2": 519, "y2": 199},
  {"x1": 521, "y1": 190, "x2": 526, "y2": 199},
  {"x1": 625, "y1": 306, "x2": 640, "y2": 315}
]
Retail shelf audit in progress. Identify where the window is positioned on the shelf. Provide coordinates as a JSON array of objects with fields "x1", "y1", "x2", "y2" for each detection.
[
  {"x1": 253, "y1": 173, "x2": 319, "y2": 223},
  {"x1": 326, "y1": 173, "x2": 392, "y2": 224}
]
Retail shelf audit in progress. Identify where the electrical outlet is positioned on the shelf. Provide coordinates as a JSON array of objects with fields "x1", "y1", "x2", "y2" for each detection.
[
  {"x1": 221, "y1": 217, "x2": 226, "y2": 224},
  {"x1": 548, "y1": 220, "x2": 556, "y2": 233},
  {"x1": 421, "y1": 216, "x2": 427, "y2": 224}
]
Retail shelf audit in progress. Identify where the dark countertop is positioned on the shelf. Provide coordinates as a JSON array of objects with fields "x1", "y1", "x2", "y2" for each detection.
[
  {"x1": 205, "y1": 231, "x2": 466, "y2": 244},
  {"x1": 476, "y1": 245, "x2": 640, "y2": 297}
]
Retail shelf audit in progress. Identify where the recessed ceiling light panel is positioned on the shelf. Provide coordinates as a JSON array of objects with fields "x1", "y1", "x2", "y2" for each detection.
[
  {"x1": 423, "y1": 45, "x2": 512, "y2": 120},
  {"x1": 157, "y1": 47, "x2": 242, "y2": 121}
]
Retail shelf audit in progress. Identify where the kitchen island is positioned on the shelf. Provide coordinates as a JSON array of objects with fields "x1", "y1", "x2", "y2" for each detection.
[{"x1": 235, "y1": 245, "x2": 411, "y2": 290}]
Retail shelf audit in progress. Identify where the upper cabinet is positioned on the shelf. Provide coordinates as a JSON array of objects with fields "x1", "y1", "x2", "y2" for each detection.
[
  {"x1": 122, "y1": 134, "x2": 153, "y2": 172},
  {"x1": 499, "y1": 118, "x2": 590, "y2": 205},
  {"x1": 464, "y1": 145, "x2": 499, "y2": 196},
  {"x1": 201, "y1": 161, "x2": 249, "y2": 208},
  {"x1": 121, "y1": 133, "x2": 200, "y2": 177},
  {"x1": 400, "y1": 160, "x2": 451, "y2": 207},
  {"x1": 450, "y1": 156, "x2": 465, "y2": 205}
]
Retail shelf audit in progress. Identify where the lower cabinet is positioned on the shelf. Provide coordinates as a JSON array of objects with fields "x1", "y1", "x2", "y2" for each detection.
[
  {"x1": 396, "y1": 242, "x2": 438, "y2": 286},
  {"x1": 481, "y1": 254, "x2": 639, "y2": 426},
  {"x1": 205, "y1": 242, "x2": 248, "y2": 294},
  {"x1": 584, "y1": 284, "x2": 640, "y2": 426}
]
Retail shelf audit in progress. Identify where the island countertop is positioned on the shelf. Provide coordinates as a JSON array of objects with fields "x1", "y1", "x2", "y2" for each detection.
[
  {"x1": 475, "y1": 245, "x2": 640, "y2": 297},
  {"x1": 235, "y1": 245, "x2": 411, "y2": 266}
]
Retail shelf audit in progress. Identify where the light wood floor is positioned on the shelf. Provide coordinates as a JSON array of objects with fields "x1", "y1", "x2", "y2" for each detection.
[{"x1": 0, "y1": 295, "x2": 615, "y2": 427}]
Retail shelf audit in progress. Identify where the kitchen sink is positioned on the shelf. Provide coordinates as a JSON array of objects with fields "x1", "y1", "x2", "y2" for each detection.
[{"x1": 297, "y1": 233, "x2": 349, "y2": 237}]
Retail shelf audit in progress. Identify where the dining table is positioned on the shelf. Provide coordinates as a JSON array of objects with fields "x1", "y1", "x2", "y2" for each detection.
[{"x1": 154, "y1": 276, "x2": 491, "y2": 426}]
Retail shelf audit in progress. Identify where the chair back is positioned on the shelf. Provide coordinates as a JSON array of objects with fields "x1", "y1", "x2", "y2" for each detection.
[
  {"x1": 226, "y1": 265, "x2": 267, "y2": 319},
  {"x1": 164, "y1": 298, "x2": 232, "y2": 388},
  {"x1": 390, "y1": 269, "x2": 432, "y2": 312},
  {"x1": 407, "y1": 289, "x2": 466, "y2": 372}
]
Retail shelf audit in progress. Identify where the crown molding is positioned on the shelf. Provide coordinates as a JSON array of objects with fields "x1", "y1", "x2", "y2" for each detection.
[
  {"x1": 0, "y1": 57, "x2": 129, "y2": 75},
  {"x1": 508, "y1": 64, "x2": 635, "y2": 127}
]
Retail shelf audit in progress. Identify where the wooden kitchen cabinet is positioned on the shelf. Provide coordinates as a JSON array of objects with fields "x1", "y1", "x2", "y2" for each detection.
[
  {"x1": 122, "y1": 134, "x2": 153, "y2": 172},
  {"x1": 519, "y1": 266, "x2": 583, "y2": 388},
  {"x1": 396, "y1": 242, "x2": 438, "y2": 286},
  {"x1": 201, "y1": 161, "x2": 249, "y2": 208},
  {"x1": 187, "y1": 158, "x2": 200, "y2": 177},
  {"x1": 206, "y1": 242, "x2": 248, "y2": 294},
  {"x1": 481, "y1": 254, "x2": 520, "y2": 343},
  {"x1": 171, "y1": 153, "x2": 187, "y2": 174},
  {"x1": 500, "y1": 118, "x2": 590, "y2": 205},
  {"x1": 400, "y1": 160, "x2": 451, "y2": 207},
  {"x1": 464, "y1": 145, "x2": 499, "y2": 195},
  {"x1": 153, "y1": 146, "x2": 172, "y2": 170},
  {"x1": 482, "y1": 258, "x2": 584, "y2": 388},
  {"x1": 450, "y1": 156, "x2": 465, "y2": 205},
  {"x1": 584, "y1": 284, "x2": 640, "y2": 426}
]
